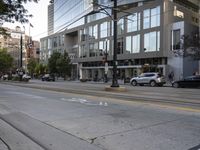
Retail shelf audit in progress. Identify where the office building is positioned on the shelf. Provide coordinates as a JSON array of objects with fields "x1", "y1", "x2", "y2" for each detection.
[{"x1": 41, "y1": 0, "x2": 200, "y2": 81}]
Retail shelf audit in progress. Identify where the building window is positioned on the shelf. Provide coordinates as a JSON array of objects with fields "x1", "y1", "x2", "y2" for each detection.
[
  {"x1": 126, "y1": 34, "x2": 140, "y2": 54},
  {"x1": 117, "y1": 38, "x2": 124, "y2": 54},
  {"x1": 48, "y1": 38, "x2": 52, "y2": 49},
  {"x1": 126, "y1": 36, "x2": 131, "y2": 53},
  {"x1": 143, "y1": 6, "x2": 160, "y2": 29},
  {"x1": 100, "y1": 22, "x2": 110, "y2": 38},
  {"x1": 144, "y1": 31, "x2": 160, "y2": 52},
  {"x1": 117, "y1": 18, "x2": 124, "y2": 35},
  {"x1": 99, "y1": 39, "x2": 110, "y2": 56},
  {"x1": 172, "y1": 29, "x2": 180, "y2": 50},
  {"x1": 53, "y1": 37, "x2": 57, "y2": 48},
  {"x1": 89, "y1": 42, "x2": 98, "y2": 57},
  {"x1": 174, "y1": 6, "x2": 184, "y2": 18},
  {"x1": 80, "y1": 28, "x2": 87, "y2": 41},
  {"x1": 143, "y1": 9, "x2": 150, "y2": 29},
  {"x1": 127, "y1": 12, "x2": 140, "y2": 32},
  {"x1": 79, "y1": 45, "x2": 87, "y2": 58},
  {"x1": 89, "y1": 25, "x2": 98, "y2": 40}
]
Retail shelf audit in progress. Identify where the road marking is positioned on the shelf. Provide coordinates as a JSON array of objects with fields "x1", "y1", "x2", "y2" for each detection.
[
  {"x1": 60, "y1": 98, "x2": 108, "y2": 106},
  {"x1": 6, "y1": 91, "x2": 46, "y2": 99}
]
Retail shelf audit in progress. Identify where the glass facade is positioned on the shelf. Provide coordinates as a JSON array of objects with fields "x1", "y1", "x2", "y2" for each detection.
[
  {"x1": 126, "y1": 34, "x2": 140, "y2": 53},
  {"x1": 54, "y1": 0, "x2": 93, "y2": 32},
  {"x1": 143, "y1": 6, "x2": 160, "y2": 29},
  {"x1": 100, "y1": 22, "x2": 111, "y2": 38},
  {"x1": 144, "y1": 31, "x2": 160, "y2": 52},
  {"x1": 127, "y1": 12, "x2": 140, "y2": 32}
]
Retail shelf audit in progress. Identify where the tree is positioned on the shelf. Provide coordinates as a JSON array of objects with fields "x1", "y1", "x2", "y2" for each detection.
[
  {"x1": 0, "y1": 0, "x2": 38, "y2": 36},
  {"x1": 58, "y1": 51, "x2": 72, "y2": 79},
  {"x1": 48, "y1": 51, "x2": 72, "y2": 79},
  {"x1": 34, "y1": 63, "x2": 47, "y2": 77},
  {"x1": 27, "y1": 58, "x2": 37, "y2": 77},
  {"x1": 183, "y1": 31, "x2": 200, "y2": 60},
  {"x1": 0, "y1": 48, "x2": 13, "y2": 74}
]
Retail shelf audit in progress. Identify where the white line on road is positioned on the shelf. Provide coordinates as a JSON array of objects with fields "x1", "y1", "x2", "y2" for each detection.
[
  {"x1": 6, "y1": 92, "x2": 47, "y2": 99},
  {"x1": 60, "y1": 98, "x2": 108, "y2": 106}
]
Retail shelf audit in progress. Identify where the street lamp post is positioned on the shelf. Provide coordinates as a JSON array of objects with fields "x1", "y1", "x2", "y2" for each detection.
[{"x1": 111, "y1": 0, "x2": 119, "y2": 87}]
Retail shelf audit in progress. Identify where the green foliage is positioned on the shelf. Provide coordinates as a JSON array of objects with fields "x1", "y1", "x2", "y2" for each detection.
[
  {"x1": 0, "y1": 0, "x2": 38, "y2": 36},
  {"x1": 48, "y1": 51, "x2": 72, "y2": 78},
  {"x1": 0, "y1": 0, "x2": 38, "y2": 24},
  {"x1": 27, "y1": 58, "x2": 37, "y2": 76},
  {"x1": 183, "y1": 31, "x2": 200, "y2": 60},
  {"x1": 34, "y1": 63, "x2": 47, "y2": 77},
  {"x1": 0, "y1": 48, "x2": 14, "y2": 73}
]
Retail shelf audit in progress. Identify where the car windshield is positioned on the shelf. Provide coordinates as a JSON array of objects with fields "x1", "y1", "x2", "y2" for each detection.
[{"x1": 184, "y1": 76, "x2": 194, "y2": 80}]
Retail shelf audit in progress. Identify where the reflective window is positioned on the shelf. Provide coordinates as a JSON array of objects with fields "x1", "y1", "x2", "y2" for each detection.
[
  {"x1": 117, "y1": 18, "x2": 124, "y2": 35},
  {"x1": 99, "y1": 40, "x2": 110, "y2": 56},
  {"x1": 89, "y1": 42, "x2": 98, "y2": 57},
  {"x1": 144, "y1": 31, "x2": 160, "y2": 52},
  {"x1": 127, "y1": 12, "x2": 140, "y2": 32},
  {"x1": 89, "y1": 25, "x2": 98, "y2": 40},
  {"x1": 100, "y1": 22, "x2": 110, "y2": 38},
  {"x1": 53, "y1": 37, "x2": 57, "y2": 48},
  {"x1": 132, "y1": 34, "x2": 140, "y2": 53},
  {"x1": 54, "y1": 0, "x2": 90, "y2": 32},
  {"x1": 151, "y1": 6, "x2": 160, "y2": 27},
  {"x1": 143, "y1": 6, "x2": 160, "y2": 29},
  {"x1": 172, "y1": 29, "x2": 180, "y2": 50},
  {"x1": 80, "y1": 28, "x2": 87, "y2": 41},
  {"x1": 126, "y1": 36, "x2": 131, "y2": 53},
  {"x1": 143, "y1": 9, "x2": 150, "y2": 29},
  {"x1": 126, "y1": 34, "x2": 140, "y2": 54},
  {"x1": 79, "y1": 44, "x2": 87, "y2": 58},
  {"x1": 48, "y1": 38, "x2": 52, "y2": 49}
]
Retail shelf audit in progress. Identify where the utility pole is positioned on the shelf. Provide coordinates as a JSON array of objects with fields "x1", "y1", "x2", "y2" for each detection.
[
  {"x1": 111, "y1": 0, "x2": 119, "y2": 87},
  {"x1": 20, "y1": 33, "x2": 23, "y2": 68},
  {"x1": 104, "y1": 39, "x2": 108, "y2": 83}
]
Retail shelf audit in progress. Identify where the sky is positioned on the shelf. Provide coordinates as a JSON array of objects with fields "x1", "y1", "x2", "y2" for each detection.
[{"x1": 3, "y1": 0, "x2": 50, "y2": 41}]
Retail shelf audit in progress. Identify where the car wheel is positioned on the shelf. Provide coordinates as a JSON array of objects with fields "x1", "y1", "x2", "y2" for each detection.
[
  {"x1": 131, "y1": 80, "x2": 137, "y2": 86},
  {"x1": 173, "y1": 82, "x2": 179, "y2": 88},
  {"x1": 150, "y1": 80, "x2": 156, "y2": 87}
]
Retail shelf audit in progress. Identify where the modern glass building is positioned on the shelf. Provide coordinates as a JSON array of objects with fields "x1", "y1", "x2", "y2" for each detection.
[{"x1": 41, "y1": 0, "x2": 199, "y2": 81}]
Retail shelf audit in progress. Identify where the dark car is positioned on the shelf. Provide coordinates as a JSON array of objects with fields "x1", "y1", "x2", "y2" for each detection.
[
  {"x1": 42, "y1": 74, "x2": 55, "y2": 81},
  {"x1": 172, "y1": 75, "x2": 200, "y2": 88}
]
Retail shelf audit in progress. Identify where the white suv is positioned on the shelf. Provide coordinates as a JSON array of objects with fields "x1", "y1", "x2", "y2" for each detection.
[{"x1": 130, "y1": 72, "x2": 166, "y2": 87}]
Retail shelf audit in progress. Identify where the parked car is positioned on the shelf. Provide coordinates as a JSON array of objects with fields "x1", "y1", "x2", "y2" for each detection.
[
  {"x1": 172, "y1": 75, "x2": 200, "y2": 88},
  {"x1": 130, "y1": 72, "x2": 166, "y2": 87},
  {"x1": 42, "y1": 74, "x2": 55, "y2": 81},
  {"x1": 1, "y1": 74, "x2": 8, "y2": 80},
  {"x1": 22, "y1": 74, "x2": 31, "y2": 81}
]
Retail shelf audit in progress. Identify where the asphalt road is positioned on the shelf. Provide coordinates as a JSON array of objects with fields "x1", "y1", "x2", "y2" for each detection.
[
  {"x1": 0, "y1": 82, "x2": 200, "y2": 150},
  {"x1": 3, "y1": 79, "x2": 200, "y2": 110}
]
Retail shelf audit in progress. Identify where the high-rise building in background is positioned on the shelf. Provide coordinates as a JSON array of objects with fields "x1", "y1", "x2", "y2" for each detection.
[
  {"x1": 48, "y1": 2, "x2": 54, "y2": 35},
  {"x1": 41, "y1": 0, "x2": 199, "y2": 81}
]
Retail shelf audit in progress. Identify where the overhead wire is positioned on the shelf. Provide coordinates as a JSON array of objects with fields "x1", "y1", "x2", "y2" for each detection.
[{"x1": 32, "y1": 0, "x2": 199, "y2": 40}]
